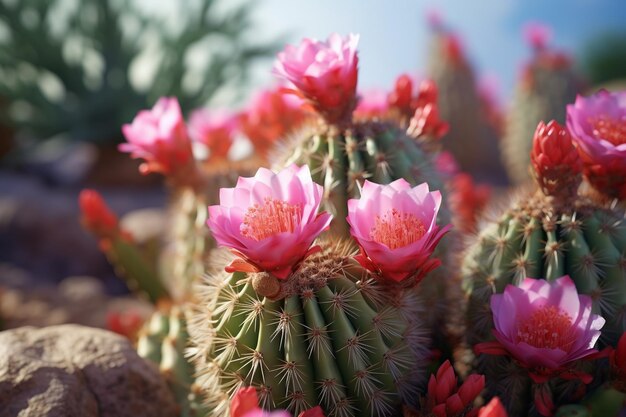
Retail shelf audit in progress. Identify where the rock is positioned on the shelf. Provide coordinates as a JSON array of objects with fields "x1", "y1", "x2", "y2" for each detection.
[{"x1": 0, "y1": 325, "x2": 178, "y2": 417}]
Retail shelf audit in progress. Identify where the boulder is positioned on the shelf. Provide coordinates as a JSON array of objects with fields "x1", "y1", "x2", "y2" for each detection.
[{"x1": 0, "y1": 325, "x2": 178, "y2": 417}]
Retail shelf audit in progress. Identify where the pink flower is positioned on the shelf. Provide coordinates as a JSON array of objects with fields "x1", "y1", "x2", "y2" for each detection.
[
  {"x1": 120, "y1": 97, "x2": 194, "y2": 176},
  {"x1": 523, "y1": 22, "x2": 552, "y2": 51},
  {"x1": 354, "y1": 89, "x2": 388, "y2": 119},
  {"x1": 274, "y1": 33, "x2": 359, "y2": 125},
  {"x1": 240, "y1": 87, "x2": 308, "y2": 157},
  {"x1": 476, "y1": 276, "x2": 605, "y2": 383},
  {"x1": 566, "y1": 90, "x2": 626, "y2": 199},
  {"x1": 188, "y1": 108, "x2": 236, "y2": 161},
  {"x1": 207, "y1": 165, "x2": 332, "y2": 279},
  {"x1": 346, "y1": 179, "x2": 451, "y2": 284}
]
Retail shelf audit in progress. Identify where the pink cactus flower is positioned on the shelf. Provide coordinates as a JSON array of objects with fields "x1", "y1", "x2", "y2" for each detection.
[
  {"x1": 274, "y1": 33, "x2": 359, "y2": 126},
  {"x1": 354, "y1": 89, "x2": 388, "y2": 119},
  {"x1": 475, "y1": 276, "x2": 605, "y2": 384},
  {"x1": 566, "y1": 90, "x2": 626, "y2": 199},
  {"x1": 120, "y1": 97, "x2": 194, "y2": 176},
  {"x1": 207, "y1": 165, "x2": 332, "y2": 279},
  {"x1": 240, "y1": 87, "x2": 308, "y2": 157},
  {"x1": 188, "y1": 108, "x2": 236, "y2": 161},
  {"x1": 346, "y1": 179, "x2": 451, "y2": 284},
  {"x1": 523, "y1": 21, "x2": 552, "y2": 51}
]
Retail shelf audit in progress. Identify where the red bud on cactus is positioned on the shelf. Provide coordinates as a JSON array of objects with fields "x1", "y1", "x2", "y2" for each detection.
[
  {"x1": 106, "y1": 309, "x2": 144, "y2": 341},
  {"x1": 407, "y1": 103, "x2": 449, "y2": 140},
  {"x1": 478, "y1": 397, "x2": 508, "y2": 417},
  {"x1": 611, "y1": 332, "x2": 626, "y2": 391},
  {"x1": 240, "y1": 87, "x2": 308, "y2": 158},
  {"x1": 530, "y1": 120, "x2": 582, "y2": 199},
  {"x1": 79, "y1": 189, "x2": 125, "y2": 242},
  {"x1": 231, "y1": 387, "x2": 262, "y2": 417},
  {"x1": 449, "y1": 173, "x2": 491, "y2": 233},
  {"x1": 533, "y1": 384, "x2": 555, "y2": 417},
  {"x1": 298, "y1": 406, "x2": 325, "y2": 417},
  {"x1": 415, "y1": 79, "x2": 439, "y2": 109},
  {"x1": 424, "y1": 360, "x2": 485, "y2": 417},
  {"x1": 388, "y1": 73, "x2": 414, "y2": 117},
  {"x1": 230, "y1": 387, "x2": 323, "y2": 417}
]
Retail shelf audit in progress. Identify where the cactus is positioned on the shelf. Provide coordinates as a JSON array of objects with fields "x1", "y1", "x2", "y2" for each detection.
[
  {"x1": 138, "y1": 306, "x2": 208, "y2": 417},
  {"x1": 426, "y1": 23, "x2": 506, "y2": 182},
  {"x1": 274, "y1": 121, "x2": 447, "y2": 236},
  {"x1": 188, "y1": 240, "x2": 431, "y2": 417},
  {"x1": 462, "y1": 120, "x2": 625, "y2": 416},
  {"x1": 501, "y1": 30, "x2": 580, "y2": 184}
]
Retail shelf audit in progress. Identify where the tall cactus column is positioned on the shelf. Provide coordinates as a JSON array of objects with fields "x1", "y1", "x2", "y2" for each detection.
[{"x1": 461, "y1": 98, "x2": 626, "y2": 415}]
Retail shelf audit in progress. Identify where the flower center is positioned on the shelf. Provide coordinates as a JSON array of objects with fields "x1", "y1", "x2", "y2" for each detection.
[
  {"x1": 516, "y1": 305, "x2": 575, "y2": 351},
  {"x1": 241, "y1": 198, "x2": 303, "y2": 241},
  {"x1": 590, "y1": 115, "x2": 626, "y2": 146},
  {"x1": 369, "y1": 209, "x2": 426, "y2": 250}
]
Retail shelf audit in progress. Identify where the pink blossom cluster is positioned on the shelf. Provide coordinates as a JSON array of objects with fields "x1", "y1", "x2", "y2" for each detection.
[{"x1": 207, "y1": 165, "x2": 450, "y2": 286}]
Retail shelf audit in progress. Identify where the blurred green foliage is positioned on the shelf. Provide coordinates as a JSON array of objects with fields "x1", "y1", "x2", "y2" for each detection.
[
  {"x1": 0, "y1": 0, "x2": 276, "y2": 149},
  {"x1": 581, "y1": 31, "x2": 626, "y2": 87}
]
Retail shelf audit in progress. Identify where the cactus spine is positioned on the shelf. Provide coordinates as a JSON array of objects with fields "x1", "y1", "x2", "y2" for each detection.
[
  {"x1": 138, "y1": 306, "x2": 208, "y2": 417},
  {"x1": 188, "y1": 240, "x2": 431, "y2": 417},
  {"x1": 276, "y1": 121, "x2": 447, "y2": 236}
]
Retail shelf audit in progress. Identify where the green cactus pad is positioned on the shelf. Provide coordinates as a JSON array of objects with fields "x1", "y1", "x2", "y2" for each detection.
[
  {"x1": 188, "y1": 240, "x2": 431, "y2": 417},
  {"x1": 138, "y1": 307, "x2": 208, "y2": 417},
  {"x1": 274, "y1": 121, "x2": 447, "y2": 236}
]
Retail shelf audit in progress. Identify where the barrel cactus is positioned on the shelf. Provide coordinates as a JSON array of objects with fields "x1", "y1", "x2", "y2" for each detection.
[
  {"x1": 462, "y1": 114, "x2": 626, "y2": 415},
  {"x1": 425, "y1": 18, "x2": 506, "y2": 182},
  {"x1": 188, "y1": 162, "x2": 450, "y2": 416},
  {"x1": 138, "y1": 306, "x2": 208, "y2": 417},
  {"x1": 501, "y1": 23, "x2": 580, "y2": 185}
]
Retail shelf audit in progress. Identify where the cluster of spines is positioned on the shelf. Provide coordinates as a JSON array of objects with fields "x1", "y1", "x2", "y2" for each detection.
[
  {"x1": 276, "y1": 121, "x2": 445, "y2": 235},
  {"x1": 188, "y1": 243, "x2": 431, "y2": 417}
]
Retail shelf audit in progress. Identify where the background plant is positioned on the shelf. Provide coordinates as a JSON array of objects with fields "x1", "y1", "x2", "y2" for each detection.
[{"x1": 0, "y1": 0, "x2": 276, "y2": 157}]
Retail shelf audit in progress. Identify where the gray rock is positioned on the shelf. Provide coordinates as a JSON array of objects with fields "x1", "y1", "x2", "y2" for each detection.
[{"x1": 0, "y1": 325, "x2": 178, "y2": 417}]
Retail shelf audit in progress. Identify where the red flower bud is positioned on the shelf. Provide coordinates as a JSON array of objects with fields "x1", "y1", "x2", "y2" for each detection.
[
  {"x1": 478, "y1": 397, "x2": 508, "y2": 417},
  {"x1": 230, "y1": 387, "x2": 259, "y2": 417},
  {"x1": 424, "y1": 360, "x2": 485, "y2": 417},
  {"x1": 530, "y1": 120, "x2": 582, "y2": 199},
  {"x1": 298, "y1": 406, "x2": 325, "y2": 417},
  {"x1": 79, "y1": 189, "x2": 121, "y2": 241},
  {"x1": 388, "y1": 73, "x2": 414, "y2": 118}
]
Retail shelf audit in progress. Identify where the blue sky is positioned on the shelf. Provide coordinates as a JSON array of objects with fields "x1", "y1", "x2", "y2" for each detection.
[{"x1": 249, "y1": 0, "x2": 626, "y2": 102}]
